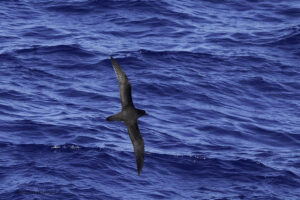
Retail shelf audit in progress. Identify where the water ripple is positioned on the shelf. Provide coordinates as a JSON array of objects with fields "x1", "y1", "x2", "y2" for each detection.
[{"x1": 0, "y1": 0, "x2": 300, "y2": 199}]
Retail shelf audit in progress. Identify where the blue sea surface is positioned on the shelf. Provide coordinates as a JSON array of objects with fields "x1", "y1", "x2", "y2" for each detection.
[{"x1": 0, "y1": 0, "x2": 300, "y2": 199}]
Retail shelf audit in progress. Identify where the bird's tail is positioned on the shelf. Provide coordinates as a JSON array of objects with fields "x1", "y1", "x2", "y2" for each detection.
[{"x1": 106, "y1": 112, "x2": 123, "y2": 121}]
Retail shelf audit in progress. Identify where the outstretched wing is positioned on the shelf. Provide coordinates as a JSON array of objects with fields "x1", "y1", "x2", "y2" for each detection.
[
  {"x1": 125, "y1": 121, "x2": 144, "y2": 175},
  {"x1": 110, "y1": 57, "x2": 133, "y2": 108}
]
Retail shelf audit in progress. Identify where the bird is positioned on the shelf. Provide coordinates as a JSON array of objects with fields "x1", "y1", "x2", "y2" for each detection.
[{"x1": 106, "y1": 56, "x2": 146, "y2": 175}]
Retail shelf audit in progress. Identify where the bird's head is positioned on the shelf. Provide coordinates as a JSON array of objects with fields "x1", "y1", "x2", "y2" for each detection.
[{"x1": 137, "y1": 109, "x2": 147, "y2": 118}]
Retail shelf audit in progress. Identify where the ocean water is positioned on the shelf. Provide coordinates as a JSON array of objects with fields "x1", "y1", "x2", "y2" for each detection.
[{"x1": 0, "y1": 0, "x2": 300, "y2": 199}]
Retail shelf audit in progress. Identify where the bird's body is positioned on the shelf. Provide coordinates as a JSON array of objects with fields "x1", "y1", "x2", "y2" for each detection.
[{"x1": 106, "y1": 57, "x2": 146, "y2": 175}]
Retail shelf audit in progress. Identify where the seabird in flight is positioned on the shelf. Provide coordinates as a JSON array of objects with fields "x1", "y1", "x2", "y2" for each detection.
[{"x1": 106, "y1": 57, "x2": 146, "y2": 175}]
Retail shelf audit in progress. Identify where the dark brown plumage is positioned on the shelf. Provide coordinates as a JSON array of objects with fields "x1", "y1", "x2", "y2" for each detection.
[{"x1": 107, "y1": 57, "x2": 146, "y2": 175}]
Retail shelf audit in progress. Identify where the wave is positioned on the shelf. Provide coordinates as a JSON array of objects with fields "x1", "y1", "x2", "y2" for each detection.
[
  {"x1": 41, "y1": 0, "x2": 171, "y2": 14},
  {"x1": 231, "y1": 25, "x2": 300, "y2": 46},
  {"x1": 22, "y1": 26, "x2": 69, "y2": 40},
  {"x1": 15, "y1": 44, "x2": 95, "y2": 58},
  {"x1": 1, "y1": 0, "x2": 300, "y2": 198},
  {"x1": 238, "y1": 76, "x2": 288, "y2": 92},
  {"x1": 264, "y1": 25, "x2": 300, "y2": 46},
  {"x1": 1, "y1": 141, "x2": 299, "y2": 185}
]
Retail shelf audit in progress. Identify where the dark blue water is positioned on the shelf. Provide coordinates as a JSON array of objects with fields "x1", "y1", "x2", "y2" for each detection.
[{"x1": 1, "y1": 0, "x2": 300, "y2": 199}]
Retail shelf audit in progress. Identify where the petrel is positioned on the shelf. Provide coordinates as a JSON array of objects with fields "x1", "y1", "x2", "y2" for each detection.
[{"x1": 106, "y1": 57, "x2": 146, "y2": 175}]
